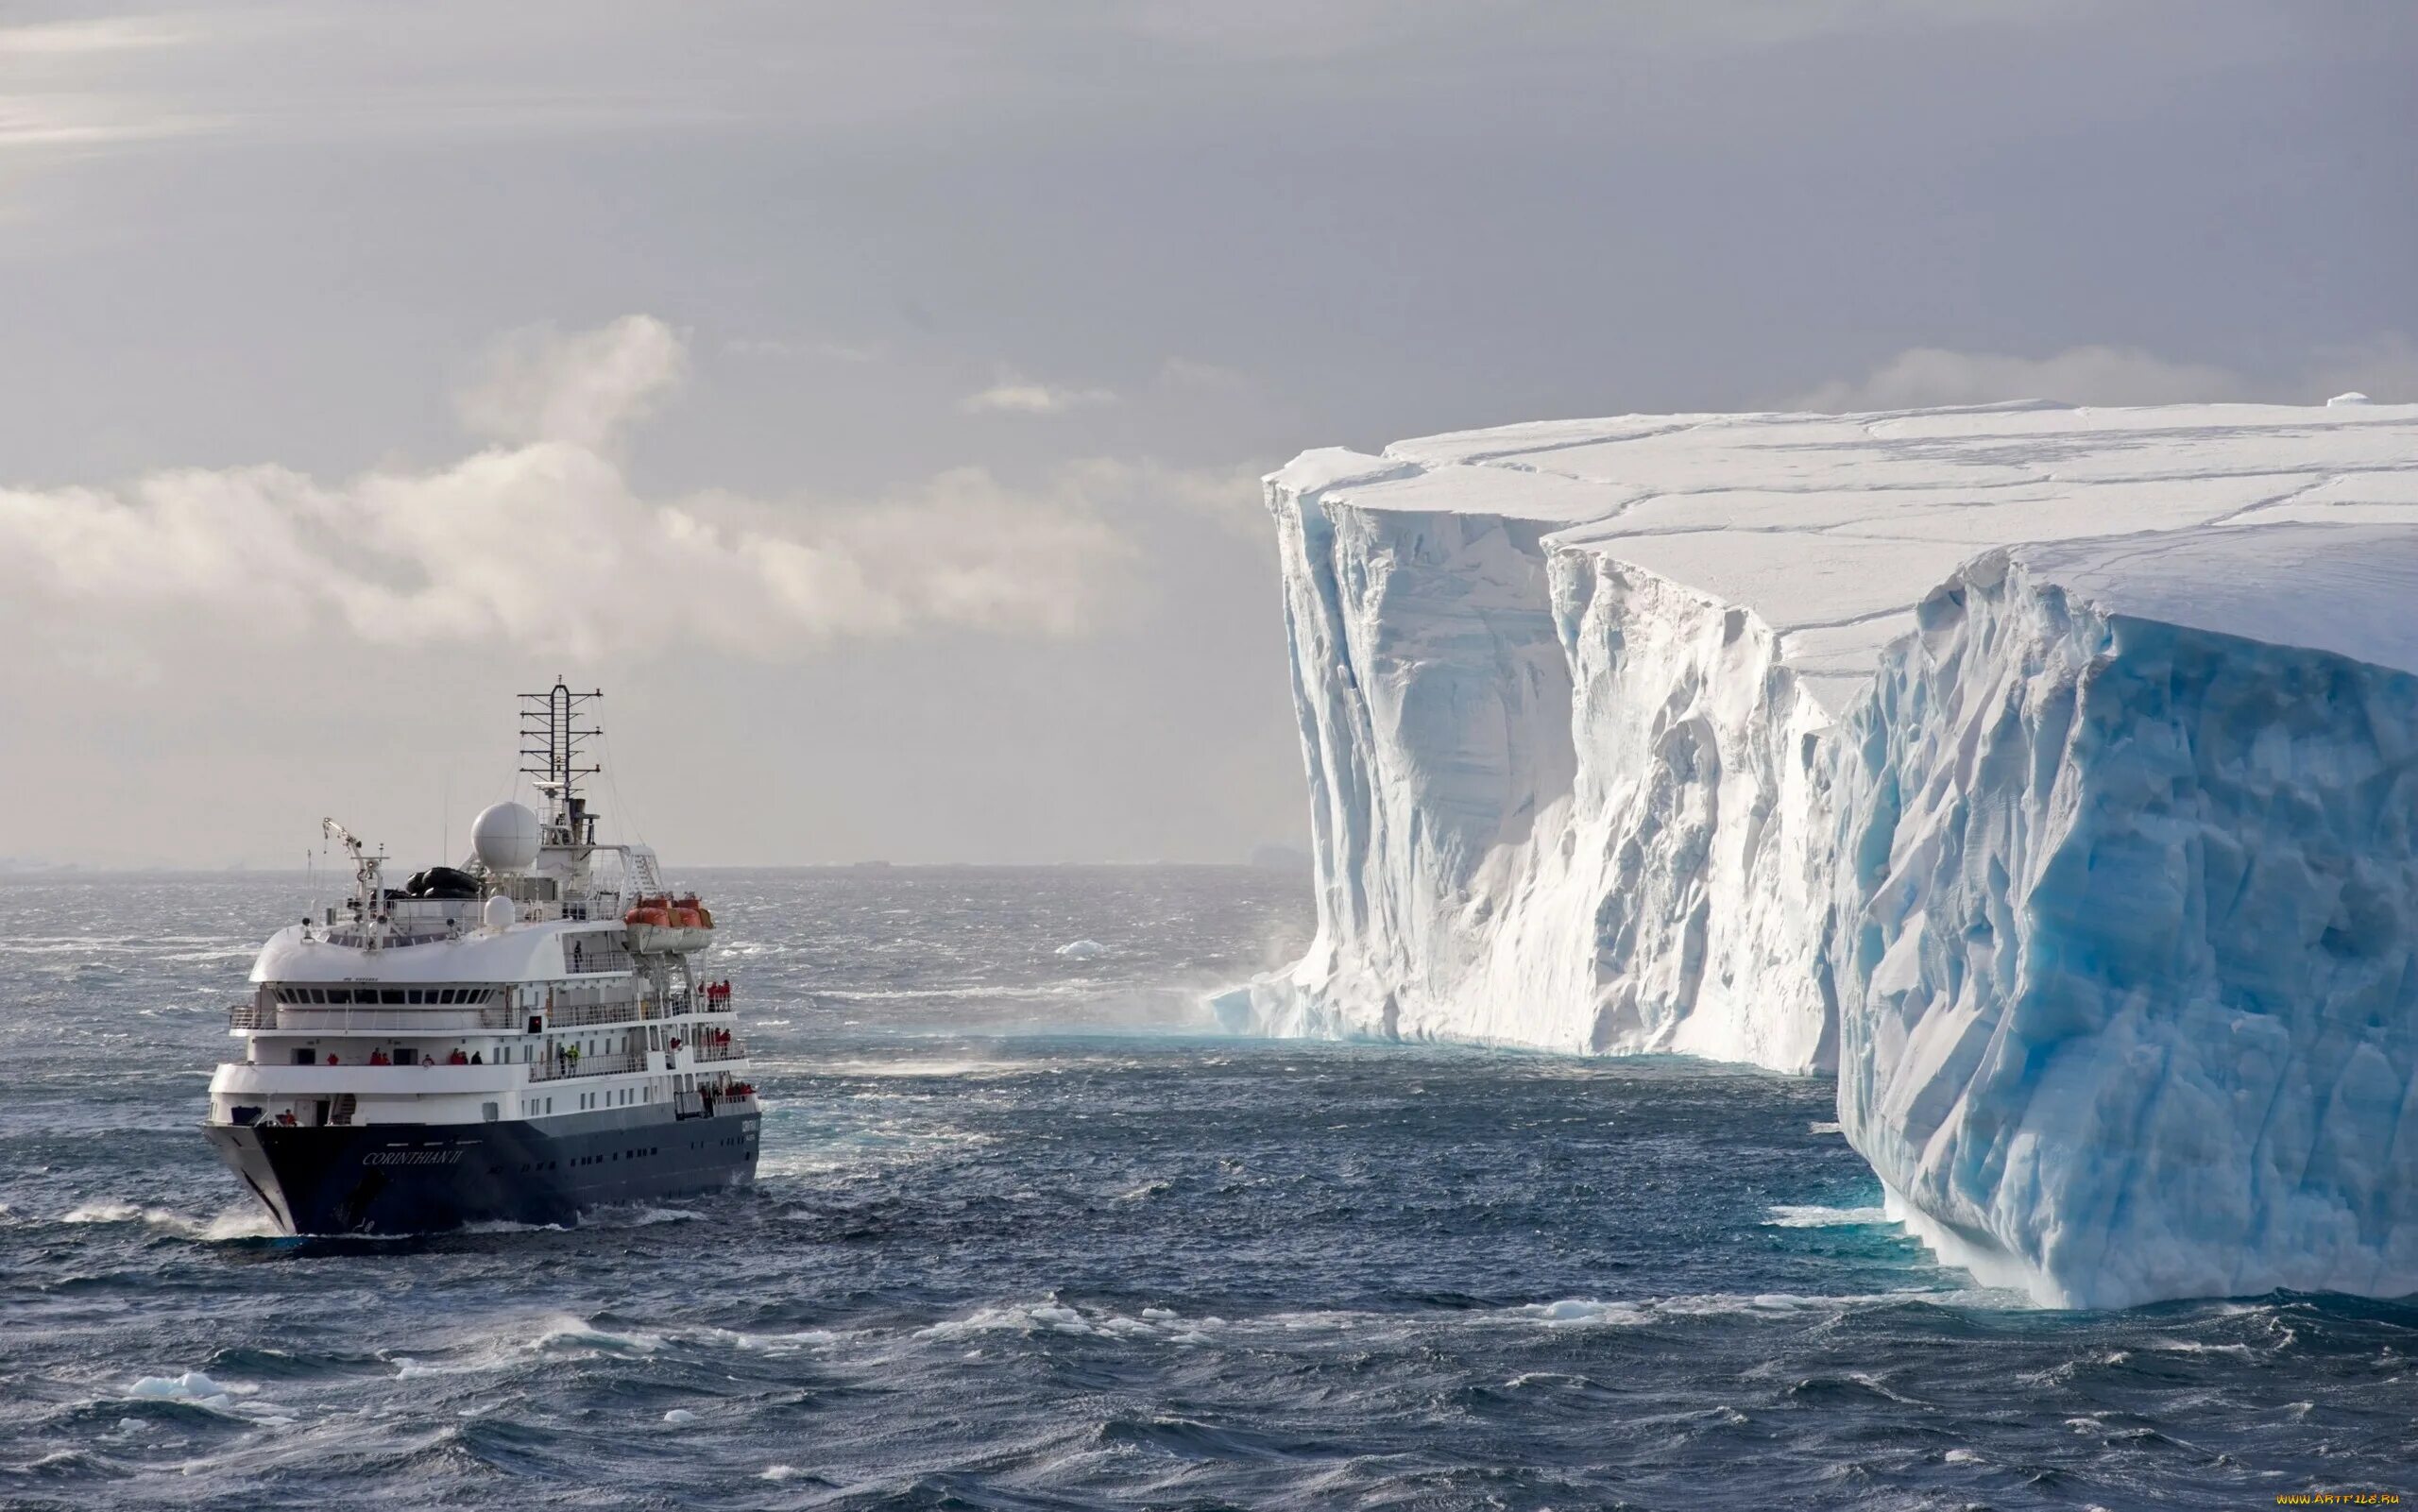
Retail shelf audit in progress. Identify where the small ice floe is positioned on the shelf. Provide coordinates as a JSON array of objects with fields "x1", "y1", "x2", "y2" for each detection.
[
  {"x1": 1808, "y1": 1121, "x2": 1843, "y2": 1135},
  {"x1": 1514, "y1": 1299, "x2": 1649, "y2": 1327},
  {"x1": 662, "y1": 1408, "x2": 698, "y2": 1424},
  {"x1": 1054, "y1": 940, "x2": 1107, "y2": 960},
  {"x1": 129, "y1": 1371, "x2": 230, "y2": 1405}
]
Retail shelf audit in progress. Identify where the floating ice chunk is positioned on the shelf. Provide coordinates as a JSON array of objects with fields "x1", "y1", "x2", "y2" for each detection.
[
  {"x1": 661, "y1": 1408, "x2": 698, "y2": 1424},
  {"x1": 129, "y1": 1371, "x2": 226, "y2": 1402},
  {"x1": 1054, "y1": 939, "x2": 1106, "y2": 960},
  {"x1": 1512, "y1": 1299, "x2": 1648, "y2": 1326},
  {"x1": 2328, "y1": 391, "x2": 2372, "y2": 405}
]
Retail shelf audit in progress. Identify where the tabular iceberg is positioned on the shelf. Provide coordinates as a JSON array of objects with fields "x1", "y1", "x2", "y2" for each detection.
[
  {"x1": 1225, "y1": 399, "x2": 2418, "y2": 1305},
  {"x1": 1833, "y1": 526, "x2": 2418, "y2": 1307}
]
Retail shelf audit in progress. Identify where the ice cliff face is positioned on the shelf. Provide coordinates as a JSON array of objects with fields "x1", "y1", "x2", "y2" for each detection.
[
  {"x1": 1229, "y1": 457, "x2": 1836, "y2": 1069},
  {"x1": 1228, "y1": 399, "x2": 2418, "y2": 1304},
  {"x1": 1832, "y1": 526, "x2": 2418, "y2": 1307}
]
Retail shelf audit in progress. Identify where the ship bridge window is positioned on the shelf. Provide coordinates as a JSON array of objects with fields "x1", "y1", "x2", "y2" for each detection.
[{"x1": 382, "y1": 990, "x2": 404, "y2": 1005}]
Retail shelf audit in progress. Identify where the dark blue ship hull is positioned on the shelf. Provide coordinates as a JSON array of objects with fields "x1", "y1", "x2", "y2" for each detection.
[{"x1": 202, "y1": 1102, "x2": 760, "y2": 1234}]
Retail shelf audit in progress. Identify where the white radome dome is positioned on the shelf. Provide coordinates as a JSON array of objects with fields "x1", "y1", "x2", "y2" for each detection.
[
  {"x1": 483, "y1": 893, "x2": 518, "y2": 931},
  {"x1": 471, "y1": 801, "x2": 541, "y2": 874}
]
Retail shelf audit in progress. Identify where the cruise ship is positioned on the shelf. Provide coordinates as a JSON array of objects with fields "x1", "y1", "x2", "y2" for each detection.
[{"x1": 203, "y1": 683, "x2": 759, "y2": 1233}]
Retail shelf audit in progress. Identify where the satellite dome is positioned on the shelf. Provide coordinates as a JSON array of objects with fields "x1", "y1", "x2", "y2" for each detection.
[
  {"x1": 471, "y1": 801, "x2": 541, "y2": 874},
  {"x1": 483, "y1": 893, "x2": 518, "y2": 931}
]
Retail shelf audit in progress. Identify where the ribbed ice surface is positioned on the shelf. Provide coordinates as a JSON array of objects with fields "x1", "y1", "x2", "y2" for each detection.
[{"x1": 1832, "y1": 530, "x2": 2418, "y2": 1307}]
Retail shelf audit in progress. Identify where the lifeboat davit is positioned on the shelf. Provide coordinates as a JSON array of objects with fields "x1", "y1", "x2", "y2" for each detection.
[{"x1": 624, "y1": 892, "x2": 715, "y2": 955}]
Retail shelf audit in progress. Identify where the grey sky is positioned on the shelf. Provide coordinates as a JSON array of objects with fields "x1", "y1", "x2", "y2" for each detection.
[{"x1": 2, "y1": 2, "x2": 2411, "y2": 867}]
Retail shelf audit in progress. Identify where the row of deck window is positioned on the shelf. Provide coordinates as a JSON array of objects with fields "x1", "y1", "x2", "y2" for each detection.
[{"x1": 271, "y1": 986, "x2": 496, "y2": 1006}]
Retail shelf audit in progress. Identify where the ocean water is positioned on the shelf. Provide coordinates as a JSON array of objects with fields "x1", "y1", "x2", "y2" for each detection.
[{"x1": 3, "y1": 867, "x2": 2411, "y2": 1511}]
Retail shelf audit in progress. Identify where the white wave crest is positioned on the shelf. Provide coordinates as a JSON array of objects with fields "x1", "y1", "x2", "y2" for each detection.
[
  {"x1": 587, "y1": 1204, "x2": 703, "y2": 1227},
  {"x1": 530, "y1": 1315, "x2": 665, "y2": 1355},
  {"x1": 1764, "y1": 1204, "x2": 1889, "y2": 1229},
  {"x1": 63, "y1": 1201, "x2": 281, "y2": 1241},
  {"x1": 1507, "y1": 1289, "x2": 1963, "y2": 1327}
]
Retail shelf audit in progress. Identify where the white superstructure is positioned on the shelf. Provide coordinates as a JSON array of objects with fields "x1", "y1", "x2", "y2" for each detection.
[{"x1": 207, "y1": 682, "x2": 754, "y2": 1174}]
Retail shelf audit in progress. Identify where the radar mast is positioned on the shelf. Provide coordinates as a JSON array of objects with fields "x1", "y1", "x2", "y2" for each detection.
[{"x1": 519, "y1": 678, "x2": 604, "y2": 848}]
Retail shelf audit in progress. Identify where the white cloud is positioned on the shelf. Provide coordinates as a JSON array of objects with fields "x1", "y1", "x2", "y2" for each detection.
[
  {"x1": 1062, "y1": 456, "x2": 1266, "y2": 540},
  {"x1": 454, "y1": 314, "x2": 690, "y2": 450},
  {"x1": 0, "y1": 316, "x2": 1146, "y2": 658},
  {"x1": 0, "y1": 16, "x2": 227, "y2": 154},
  {"x1": 1790, "y1": 344, "x2": 2245, "y2": 412},
  {"x1": 2307, "y1": 333, "x2": 2418, "y2": 405},
  {"x1": 961, "y1": 370, "x2": 1119, "y2": 416},
  {"x1": 0, "y1": 17, "x2": 189, "y2": 59}
]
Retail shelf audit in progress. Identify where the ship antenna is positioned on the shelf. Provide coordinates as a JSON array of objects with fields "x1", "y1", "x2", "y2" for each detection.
[{"x1": 519, "y1": 676, "x2": 604, "y2": 848}]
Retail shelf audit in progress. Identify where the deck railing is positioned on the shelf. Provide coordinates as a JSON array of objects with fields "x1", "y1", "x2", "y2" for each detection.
[
  {"x1": 527, "y1": 1049, "x2": 648, "y2": 1083},
  {"x1": 231, "y1": 990, "x2": 741, "y2": 1035},
  {"x1": 551, "y1": 998, "x2": 652, "y2": 1028},
  {"x1": 229, "y1": 1001, "x2": 518, "y2": 1033}
]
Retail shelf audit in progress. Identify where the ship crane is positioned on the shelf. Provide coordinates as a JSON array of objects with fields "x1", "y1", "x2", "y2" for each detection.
[{"x1": 321, "y1": 817, "x2": 387, "y2": 926}]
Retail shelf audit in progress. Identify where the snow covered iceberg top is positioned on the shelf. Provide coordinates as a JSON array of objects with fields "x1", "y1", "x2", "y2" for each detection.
[{"x1": 1273, "y1": 399, "x2": 2418, "y2": 710}]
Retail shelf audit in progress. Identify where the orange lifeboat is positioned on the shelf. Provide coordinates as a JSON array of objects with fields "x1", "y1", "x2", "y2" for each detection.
[{"x1": 624, "y1": 892, "x2": 714, "y2": 955}]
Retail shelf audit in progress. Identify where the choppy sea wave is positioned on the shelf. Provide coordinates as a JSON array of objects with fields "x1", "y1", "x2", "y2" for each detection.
[{"x1": 3, "y1": 867, "x2": 2409, "y2": 1510}]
